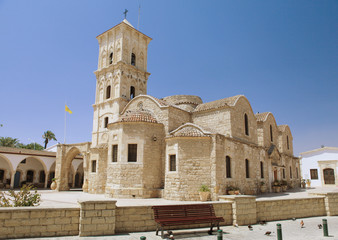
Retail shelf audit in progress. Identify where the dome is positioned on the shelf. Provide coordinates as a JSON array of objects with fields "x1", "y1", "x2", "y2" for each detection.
[{"x1": 120, "y1": 110, "x2": 157, "y2": 123}]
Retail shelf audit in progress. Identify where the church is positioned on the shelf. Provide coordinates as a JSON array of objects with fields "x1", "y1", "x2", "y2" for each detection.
[{"x1": 55, "y1": 19, "x2": 301, "y2": 201}]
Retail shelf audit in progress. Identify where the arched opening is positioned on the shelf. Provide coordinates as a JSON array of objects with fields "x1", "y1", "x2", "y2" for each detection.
[
  {"x1": 106, "y1": 85, "x2": 111, "y2": 99},
  {"x1": 74, "y1": 162, "x2": 84, "y2": 188},
  {"x1": 289, "y1": 166, "x2": 292, "y2": 179},
  {"x1": 260, "y1": 161, "x2": 264, "y2": 178},
  {"x1": 245, "y1": 159, "x2": 250, "y2": 178},
  {"x1": 131, "y1": 53, "x2": 136, "y2": 66},
  {"x1": 287, "y1": 135, "x2": 290, "y2": 150},
  {"x1": 270, "y1": 125, "x2": 273, "y2": 142},
  {"x1": 104, "y1": 117, "x2": 109, "y2": 128},
  {"x1": 62, "y1": 147, "x2": 84, "y2": 190},
  {"x1": 109, "y1": 52, "x2": 113, "y2": 64},
  {"x1": 130, "y1": 86, "x2": 135, "y2": 99},
  {"x1": 0, "y1": 154, "x2": 13, "y2": 188},
  {"x1": 244, "y1": 114, "x2": 249, "y2": 136},
  {"x1": 48, "y1": 162, "x2": 56, "y2": 188},
  {"x1": 15, "y1": 157, "x2": 45, "y2": 188},
  {"x1": 323, "y1": 168, "x2": 335, "y2": 185},
  {"x1": 226, "y1": 156, "x2": 231, "y2": 178}
]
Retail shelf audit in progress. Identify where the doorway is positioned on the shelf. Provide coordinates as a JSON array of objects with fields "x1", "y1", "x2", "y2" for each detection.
[
  {"x1": 323, "y1": 168, "x2": 335, "y2": 185},
  {"x1": 14, "y1": 171, "x2": 21, "y2": 188}
]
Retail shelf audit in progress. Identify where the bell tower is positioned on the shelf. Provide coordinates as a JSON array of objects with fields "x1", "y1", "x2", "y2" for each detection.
[{"x1": 92, "y1": 19, "x2": 152, "y2": 147}]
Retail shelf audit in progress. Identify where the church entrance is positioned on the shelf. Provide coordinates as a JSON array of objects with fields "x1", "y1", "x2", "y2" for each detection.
[{"x1": 323, "y1": 168, "x2": 335, "y2": 185}]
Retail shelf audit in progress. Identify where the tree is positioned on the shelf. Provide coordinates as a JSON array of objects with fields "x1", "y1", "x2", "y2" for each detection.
[
  {"x1": 17, "y1": 142, "x2": 44, "y2": 151},
  {"x1": 0, "y1": 137, "x2": 19, "y2": 147},
  {"x1": 42, "y1": 131, "x2": 57, "y2": 149},
  {"x1": 25, "y1": 142, "x2": 44, "y2": 150}
]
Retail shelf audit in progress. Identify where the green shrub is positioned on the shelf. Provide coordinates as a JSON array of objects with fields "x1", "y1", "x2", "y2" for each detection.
[
  {"x1": 0, "y1": 185, "x2": 41, "y2": 207},
  {"x1": 199, "y1": 184, "x2": 210, "y2": 192}
]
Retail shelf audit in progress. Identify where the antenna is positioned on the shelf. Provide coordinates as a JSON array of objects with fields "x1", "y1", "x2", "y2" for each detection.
[{"x1": 137, "y1": 0, "x2": 141, "y2": 30}]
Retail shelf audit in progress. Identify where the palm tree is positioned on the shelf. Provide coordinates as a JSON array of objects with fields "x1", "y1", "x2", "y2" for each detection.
[
  {"x1": 42, "y1": 131, "x2": 57, "y2": 149},
  {"x1": 0, "y1": 137, "x2": 19, "y2": 147}
]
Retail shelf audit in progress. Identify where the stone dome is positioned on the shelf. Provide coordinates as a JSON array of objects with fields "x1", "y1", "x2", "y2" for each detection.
[
  {"x1": 120, "y1": 110, "x2": 157, "y2": 123},
  {"x1": 162, "y1": 95, "x2": 203, "y2": 112}
]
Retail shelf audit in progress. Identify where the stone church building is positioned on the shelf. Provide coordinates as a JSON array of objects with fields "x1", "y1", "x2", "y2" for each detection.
[{"x1": 55, "y1": 19, "x2": 300, "y2": 201}]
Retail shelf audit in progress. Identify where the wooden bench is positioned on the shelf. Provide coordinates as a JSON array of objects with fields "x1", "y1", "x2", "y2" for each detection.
[{"x1": 152, "y1": 204, "x2": 224, "y2": 238}]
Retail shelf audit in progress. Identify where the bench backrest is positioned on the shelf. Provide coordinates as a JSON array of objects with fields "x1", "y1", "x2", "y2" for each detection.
[{"x1": 152, "y1": 204, "x2": 216, "y2": 220}]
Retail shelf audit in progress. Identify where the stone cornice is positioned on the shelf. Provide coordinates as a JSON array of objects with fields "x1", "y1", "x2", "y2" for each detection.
[{"x1": 94, "y1": 61, "x2": 150, "y2": 78}]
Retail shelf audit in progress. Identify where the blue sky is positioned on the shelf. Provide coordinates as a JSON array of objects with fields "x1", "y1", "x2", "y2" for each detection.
[{"x1": 0, "y1": 0, "x2": 337, "y2": 155}]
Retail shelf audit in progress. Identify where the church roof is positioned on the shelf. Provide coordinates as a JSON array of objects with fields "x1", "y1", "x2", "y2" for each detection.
[
  {"x1": 120, "y1": 110, "x2": 158, "y2": 123},
  {"x1": 170, "y1": 123, "x2": 212, "y2": 137},
  {"x1": 122, "y1": 19, "x2": 134, "y2": 28},
  {"x1": 96, "y1": 20, "x2": 152, "y2": 40},
  {"x1": 194, "y1": 95, "x2": 243, "y2": 112},
  {"x1": 278, "y1": 125, "x2": 288, "y2": 132},
  {"x1": 255, "y1": 112, "x2": 270, "y2": 122}
]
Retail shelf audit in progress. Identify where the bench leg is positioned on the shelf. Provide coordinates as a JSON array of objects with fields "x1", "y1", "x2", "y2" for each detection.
[
  {"x1": 208, "y1": 223, "x2": 214, "y2": 235},
  {"x1": 161, "y1": 227, "x2": 164, "y2": 239},
  {"x1": 155, "y1": 224, "x2": 159, "y2": 236}
]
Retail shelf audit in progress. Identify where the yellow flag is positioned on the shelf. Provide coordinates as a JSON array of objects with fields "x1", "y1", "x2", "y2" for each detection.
[{"x1": 65, "y1": 105, "x2": 73, "y2": 114}]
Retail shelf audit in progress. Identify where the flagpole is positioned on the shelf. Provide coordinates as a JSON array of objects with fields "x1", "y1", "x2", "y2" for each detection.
[{"x1": 64, "y1": 102, "x2": 66, "y2": 144}]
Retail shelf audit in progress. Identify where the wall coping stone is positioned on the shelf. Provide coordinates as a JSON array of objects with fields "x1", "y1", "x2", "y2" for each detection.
[{"x1": 256, "y1": 196, "x2": 325, "y2": 202}]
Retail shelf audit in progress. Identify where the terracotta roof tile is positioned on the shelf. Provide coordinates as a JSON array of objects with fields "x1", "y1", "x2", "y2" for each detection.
[
  {"x1": 120, "y1": 110, "x2": 157, "y2": 123},
  {"x1": 172, "y1": 127, "x2": 207, "y2": 137}
]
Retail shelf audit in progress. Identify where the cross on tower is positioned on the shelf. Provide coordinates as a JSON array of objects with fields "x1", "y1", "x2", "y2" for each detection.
[{"x1": 123, "y1": 9, "x2": 128, "y2": 19}]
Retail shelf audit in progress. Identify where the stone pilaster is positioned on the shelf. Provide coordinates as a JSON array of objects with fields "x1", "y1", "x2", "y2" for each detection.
[
  {"x1": 219, "y1": 195, "x2": 257, "y2": 225},
  {"x1": 78, "y1": 200, "x2": 116, "y2": 236}
]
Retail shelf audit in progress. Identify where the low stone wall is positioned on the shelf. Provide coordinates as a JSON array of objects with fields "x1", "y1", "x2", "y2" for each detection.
[
  {"x1": 256, "y1": 197, "x2": 326, "y2": 221},
  {"x1": 115, "y1": 202, "x2": 233, "y2": 233},
  {"x1": 0, "y1": 193, "x2": 338, "y2": 239},
  {"x1": 0, "y1": 207, "x2": 79, "y2": 239},
  {"x1": 79, "y1": 200, "x2": 116, "y2": 237}
]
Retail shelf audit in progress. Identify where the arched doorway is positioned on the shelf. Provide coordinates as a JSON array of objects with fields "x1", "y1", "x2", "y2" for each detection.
[
  {"x1": 0, "y1": 154, "x2": 13, "y2": 189},
  {"x1": 323, "y1": 168, "x2": 335, "y2": 185},
  {"x1": 15, "y1": 157, "x2": 46, "y2": 188},
  {"x1": 74, "y1": 162, "x2": 84, "y2": 188},
  {"x1": 57, "y1": 147, "x2": 83, "y2": 190}
]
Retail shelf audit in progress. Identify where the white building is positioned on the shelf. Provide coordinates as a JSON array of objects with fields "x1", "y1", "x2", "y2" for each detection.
[{"x1": 300, "y1": 147, "x2": 338, "y2": 187}]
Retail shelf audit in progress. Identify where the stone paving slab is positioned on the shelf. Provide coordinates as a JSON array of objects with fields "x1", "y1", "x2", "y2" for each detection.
[
  {"x1": 34, "y1": 186, "x2": 338, "y2": 208},
  {"x1": 13, "y1": 216, "x2": 338, "y2": 240}
]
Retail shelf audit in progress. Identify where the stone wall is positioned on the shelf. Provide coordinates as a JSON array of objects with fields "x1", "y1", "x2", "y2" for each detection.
[
  {"x1": 78, "y1": 200, "x2": 116, "y2": 237},
  {"x1": 1, "y1": 194, "x2": 338, "y2": 239},
  {"x1": 0, "y1": 207, "x2": 79, "y2": 239},
  {"x1": 115, "y1": 202, "x2": 233, "y2": 233},
  {"x1": 256, "y1": 197, "x2": 326, "y2": 221}
]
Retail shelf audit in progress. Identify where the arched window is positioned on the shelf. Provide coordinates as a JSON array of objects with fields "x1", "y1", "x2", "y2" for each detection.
[
  {"x1": 245, "y1": 159, "x2": 250, "y2": 178},
  {"x1": 104, "y1": 117, "x2": 109, "y2": 128},
  {"x1": 290, "y1": 166, "x2": 292, "y2": 179},
  {"x1": 109, "y1": 52, "x2": 113, "y2": 64},
  {"x1": 39, "y1": 171, "x2": 45, "y2": 183},
  {"x1": 106, "y1": 85, "x2": 111, "y2": 99},
  {"x1": 283, "y1": 168, "x2": 285, "y2": 179},
  {"x1": 130, "y1": 86, "x2": 135, "y2": 99},
  {"x1": 26, "y1": 170, "x2": 34, "y2": 182},
  {"x1": 244, "y1": 114, "x2": 249, "y2": 136},
  {"x1": 226, "y1": 156, "x2": 231, "y2": 178},
  {"x1": 260, "y1": 161, "x2": 264, "y2": 178},
  {"x1": 287, "y1": 136, "x2": 289, "y2": 150},
  {"x1": 270, "y1": 125, "x2": 273, "y2": 142},
  {"x1": 131, "y1": 53, "x2": 136, "y2": 66}
]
